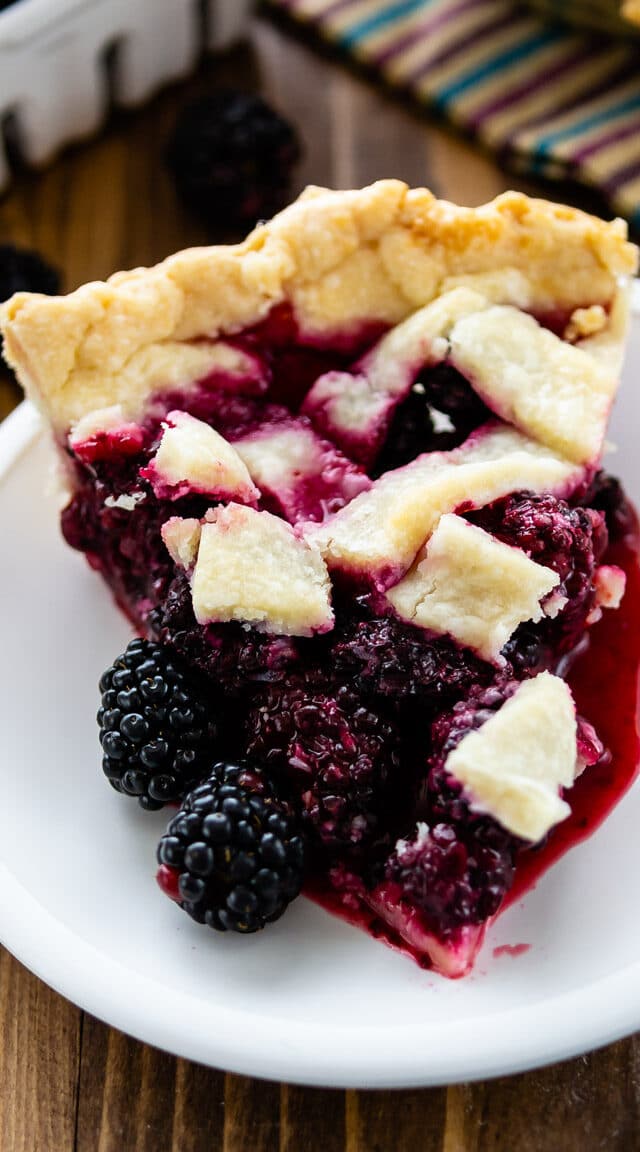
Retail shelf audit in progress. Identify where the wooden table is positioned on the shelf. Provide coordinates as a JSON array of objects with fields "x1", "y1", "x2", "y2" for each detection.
[{"x1": 0, "y1": 13, "x2": 638, "y2": 1151}]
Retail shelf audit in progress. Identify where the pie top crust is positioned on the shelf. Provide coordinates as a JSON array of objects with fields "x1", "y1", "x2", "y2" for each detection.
[{"x1": 0, "y1": 180, "x2": 636, "y2": 433}]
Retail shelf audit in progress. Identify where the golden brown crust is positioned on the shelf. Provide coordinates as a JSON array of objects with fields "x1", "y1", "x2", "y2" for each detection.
[
  {"x1": 623, "y1": 0, "x2": 640, "y2": 24},
  {"x1": 0, "y1": 180, "x2": 637, "y2": 432}
]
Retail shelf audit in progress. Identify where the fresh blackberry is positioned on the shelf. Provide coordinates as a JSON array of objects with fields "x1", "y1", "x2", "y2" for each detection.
[
  {"x1": 331, "y1": 615, "x2": 494, "y2": 712},
  {"x1": 156, "y1": 761, "x2": 305, "y2": 932},
  {"x1": 98, "y1": 638, "x2": 219, "y2": 810},
  {"x1": 0, "y1": 243, "x2": 60, "y2": 302},
  {"x1": 166, "y1": 91, "x2": 301, "y2": 230},
  {"x1": 245, "y1": 681, "x2": 402, "y2": 853}
]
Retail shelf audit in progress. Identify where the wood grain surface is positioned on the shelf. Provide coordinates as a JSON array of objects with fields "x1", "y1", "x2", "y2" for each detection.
[{"x1": 0, "y1": 13, "x2": 638, "y2": 1151}]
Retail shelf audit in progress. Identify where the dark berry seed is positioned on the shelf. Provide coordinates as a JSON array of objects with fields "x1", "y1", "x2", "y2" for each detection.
[
  {"x1": 122, "y1": 769, "x2": 147, "y2": 795},
  {"x1": 139, "y1": 795, "x2": 165, "y2": 812},
  {"x1": 179, "y1": 873, "x2": 206, "y2": 902},
  {"x1": 148, "y1": 775, "x2": 179, "y2": 802},
  {"x1": 101, "y1": 731, "x2": 127, "y2": 759},
  {"x1": 202, "y1": 812, "x2": 232, "y2": 843},
  {"x1": 266, "y1": 813, "x2": 289, "y2": 837},
  {"x1": 116, "y1": 688, "x2": 142, "y2": 711},
  {"x1": 120, "y1": 713, "x2": 150, "y2": 743},
  {"x1": 217, "y1": 784, "x2": 241, "y2": 801},
  {"x1": 229, "y1": 852, "x2": 256, "y2": 883},
  {"x1": 260, "y1": 834, "x2": 287, "y2": 867},
  {"x1": 235, "y1": 821, "x2": 256, "y2": 848},
  {"x1": 254, "y1": 868, "x2": 279, "y2": 897},
  {"x1": 102, "y1": 756, "x2": 123, "y2": 781},
  {"x1": 101, "y1": 709, "x2": 122, "y2": 732},
  {"x1": 140, "y1": 739, "x2": 170, "y2": 769},
  {"x1": 184, "y1": 843, "x2": 214, "y2": 877},
  {"x1": 221, "y1": 796, "x2": 249, "y2": 819},
  {"x1": 158, "y1": 836, "x2": 184, "y2": 868},
  {"x1": 226, "y1": 886, "x2": 258, "y2": 916}
]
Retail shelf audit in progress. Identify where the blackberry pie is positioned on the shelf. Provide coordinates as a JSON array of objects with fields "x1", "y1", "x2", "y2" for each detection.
[{"x1": 2, "y1": 181, "x2": 639, "y2": 976}]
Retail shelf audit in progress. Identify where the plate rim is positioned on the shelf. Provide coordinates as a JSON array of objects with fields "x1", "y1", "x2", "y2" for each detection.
[
  {"x1": 1, "y1": 859, "x2": 639, "y2": 1089},
  {"x1": 2, "y1": 292, "x2": 640, "y2": 1086}
]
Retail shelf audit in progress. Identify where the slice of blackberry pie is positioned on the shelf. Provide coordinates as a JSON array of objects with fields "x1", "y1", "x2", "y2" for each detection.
[{"x1": 2, "y1": 181, "x2": 639, "y2": 976}]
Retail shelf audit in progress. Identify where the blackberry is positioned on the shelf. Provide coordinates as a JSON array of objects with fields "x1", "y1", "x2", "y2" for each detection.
[
  {"x1": 374, "y1": 366, "x2": 490, "y2": 475},
  {"x1": 379, "y1": 681, "x2": 520, "y2": 932},
  {"x1": 384, "y1": 819, "x2": 515, "y2": 933},
  {"x1": 581, "y1": 470, "x2": 637, "y2": 544},
  {"x1": 426, "y1": 680, "x2": 522, "y2": 824},
  {"x1": 331, "y1": 615, "x2": 494, "y2": 712},
  {"x1": 418, "y1": 363, "x2": 491, "y2": 427},
  {"x1": 373, "y1": 387, "x2": 440, "y2": 475},
  {"x1": 470, "y1": 491, "x2": 603, "y2": 661},
  {"x1": 98, "y1": 638, "x2": 219, "y2": 809},
  {"x1": 156, "y1": 761, "x2": 305, "y2": 932},
  {"x1": 0, "y1": 243, "x2": 60, "y2": 302},
  {"x1": 150, "y1": 572, "x2": 300, "y2": 695},
  {"x1": 245, "y1": 681, "x2": 402, "y2": 853},
  {"x1": 166, "y1": 91, "x2": 301, "y2": 230},
  {"x1": 0, "y1": 244, "x2": 60, "y2": 378}
]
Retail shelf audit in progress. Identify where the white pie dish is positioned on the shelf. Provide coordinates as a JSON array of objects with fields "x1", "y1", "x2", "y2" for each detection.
[{"x1": 0, "y1": 286, "x2": 639, "y2": 1089}]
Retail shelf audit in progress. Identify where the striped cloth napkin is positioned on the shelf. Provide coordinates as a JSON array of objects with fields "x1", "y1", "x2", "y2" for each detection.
[{"x1": 265, "y1": 0, "x2": 640, "y2": 228}]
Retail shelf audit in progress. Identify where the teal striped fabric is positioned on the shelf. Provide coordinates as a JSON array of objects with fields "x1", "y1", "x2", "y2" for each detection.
[{"x1": 265, "y1": 0, "x2": 640, "y2": 228}]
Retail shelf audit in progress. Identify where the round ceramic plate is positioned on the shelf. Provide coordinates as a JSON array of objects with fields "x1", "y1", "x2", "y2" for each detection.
[{"x1": 1, "y1": 292, "x2": 640, "y2": 1089}]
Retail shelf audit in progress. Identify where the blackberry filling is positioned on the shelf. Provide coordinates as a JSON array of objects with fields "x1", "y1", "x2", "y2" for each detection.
[
  {"x1": 61, "y1": 446, "x2": 213, "y2": 629},
  {"x1": 54, "y1": 323, "x2": 624, "y2": 968},
  {"x1": 330, "y1": 613, "x2": 495, "y2": 713},
  {"x1": 383, "y1": 820, "x2": 516, "y2": 936},
  {"x1": 373, "y1": 365, "x2": 491, "y2": 476},
  {"x1": 379, "y1": 677, "x2": 606, "y2": 940},
  {"x1": 244, "y1": 680, "x2": 404, "y2": 856},
  {"x1": 469, "y1": 491, "x2": 605, "y2": 669},
  {"x1": 376, "y1": 682, "x2": 522, "y2": 936},
  {"x1": 150, "y1": 572, "x2": 301, "y2": 696}
]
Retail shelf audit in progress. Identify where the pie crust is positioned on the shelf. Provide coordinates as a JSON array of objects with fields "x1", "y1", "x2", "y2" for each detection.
[{"x1": 0, "y1": 181, "x2": 636, "y2": 433}]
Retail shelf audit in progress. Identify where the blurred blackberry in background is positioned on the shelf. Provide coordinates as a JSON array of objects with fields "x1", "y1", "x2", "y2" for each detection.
[
  {"x1": 0, "y1": 244, "x2": 60, "y2": 379},
  {"x1": 166, "y1": 91, "x2": 301, "y2": 231},
  {"x1": 0, "y1": 244, "x2": 60, "y2": 302}
]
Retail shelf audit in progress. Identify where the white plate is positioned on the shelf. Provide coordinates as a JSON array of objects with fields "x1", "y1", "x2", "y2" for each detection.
[{"x1": 1, "y1": 295, "x2": 640, "y2": 1089}]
